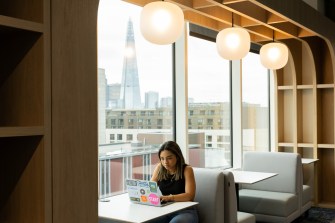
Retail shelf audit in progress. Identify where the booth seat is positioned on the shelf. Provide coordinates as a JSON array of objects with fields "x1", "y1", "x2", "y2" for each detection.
[
  {"x1": 238, "y1": 152, "x2": 302, "y2": 223},
  {"x1": 301, "y1": 185, "x2": 312, "y2": 214},
  {"x1": 222, "y1": 170, "x2": 256, "y2": 223},
  {"x1": 193, "y1": 168, "x2": 225, "y2": 223},
  {"x1": 300, "y1": 165, "x2": 312, "y2": 215}
]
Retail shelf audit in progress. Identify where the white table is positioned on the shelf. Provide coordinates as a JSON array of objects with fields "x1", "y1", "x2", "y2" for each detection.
[
  {"x1": 99, "y1": 193, "x2": 198, "y2": 223},
  {"x1": 230, "y1": 170, "x2": 278, "y2": 210},
  {"x1": 302, "y1": 158, "x2": 319, "y2": 164},
  {"x1": 231, "y1": 170, "x2": 278, "y2": 184}
]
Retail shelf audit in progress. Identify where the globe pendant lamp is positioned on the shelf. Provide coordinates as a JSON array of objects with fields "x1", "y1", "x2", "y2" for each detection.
[
  {"x1": 140, "y1": 1, "x2": 184, "y2": 45},
  {"x1": 216, "y1": 27, "x2": 250, "y2": 60},
  {"x1": 260, "y1": 42, "x2": 288, "y2": 69}
]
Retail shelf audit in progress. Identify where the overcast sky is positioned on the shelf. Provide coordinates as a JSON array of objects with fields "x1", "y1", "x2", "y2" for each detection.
[
  {"x1": 97, "y1": 0, "x2": 269, "y2": 105},
  {"x1": 98, "y1": 0, "x2": 173, "y2": 99}
]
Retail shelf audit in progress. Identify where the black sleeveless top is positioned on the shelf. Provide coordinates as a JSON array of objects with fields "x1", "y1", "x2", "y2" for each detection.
[{"x1": 158, "y1": 164, "x2": 186, "y2": 195}]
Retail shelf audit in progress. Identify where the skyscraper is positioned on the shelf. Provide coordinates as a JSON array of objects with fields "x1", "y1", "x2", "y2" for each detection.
[
  {"x1": 119, "y1": 18, "x2": 142, "y2": 109},
  {"x1": 107, "y1": 83, "x2": 121, "y2": 108},
  {"x1": 145, "y1": 91, "x2": 159, "y2": 108}
]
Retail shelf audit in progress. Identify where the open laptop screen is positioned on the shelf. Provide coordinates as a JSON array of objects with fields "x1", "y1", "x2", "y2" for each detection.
[{"x1": 125, "y1": 179, "x2": 172, "y2": 207}]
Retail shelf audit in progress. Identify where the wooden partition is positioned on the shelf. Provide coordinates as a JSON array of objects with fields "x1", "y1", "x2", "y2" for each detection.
[
  {"x1": 0, "y1": 0, "x2": 99, "y2": 222},
  {"x1": 275, "y1": 36, "x2": 335, "y2": 208},
  {"x1": 0, "y1": 0, "x2": 51, "y2": 222}
]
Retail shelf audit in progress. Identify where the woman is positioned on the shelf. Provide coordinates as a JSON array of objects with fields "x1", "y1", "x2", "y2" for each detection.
[{"x1": 149, "y1": 141, "x2": 198, "y2": 223}]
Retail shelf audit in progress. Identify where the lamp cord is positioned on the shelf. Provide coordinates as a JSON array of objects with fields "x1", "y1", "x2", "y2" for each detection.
[
  {"x1": 272, "y1": 30, "x2": 274, "y2": 42},
  {"x1": 232, "y1": 12, "x2": 234, "y2": 27}
]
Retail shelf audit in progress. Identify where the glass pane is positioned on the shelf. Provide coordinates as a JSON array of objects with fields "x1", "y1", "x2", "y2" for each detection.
[
  {"x1": 98, "y1": 0, "x2": 173, "y2": 198},
  {"x1": 242, "y1": 52, "x2": 269, "y2": 152},
  {"x1": 187, "y1": 31, "x2": 231, "y2": 169}
]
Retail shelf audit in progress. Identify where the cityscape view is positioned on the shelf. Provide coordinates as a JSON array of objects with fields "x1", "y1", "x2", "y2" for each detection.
[{"x1": 97, "y1": 0, "x2": 269, "y2": 198}]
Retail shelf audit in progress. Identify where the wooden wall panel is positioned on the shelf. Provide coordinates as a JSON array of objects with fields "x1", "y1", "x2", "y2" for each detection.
[{"x1": 51, "y1": 0, "x2": 99, "y2": 222}]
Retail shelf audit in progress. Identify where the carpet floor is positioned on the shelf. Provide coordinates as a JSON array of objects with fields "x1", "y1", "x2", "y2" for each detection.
[
  {"x1": 296, "y1": 207, "x2": 335, "y2": 223},
  {"x1": 255, "y1": 207, "x2": 335, "y2": 223}
]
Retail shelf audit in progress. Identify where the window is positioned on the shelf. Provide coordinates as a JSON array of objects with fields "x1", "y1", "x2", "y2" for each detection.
[
  {"x1": 187, "y1": 25, "x2": 231, "y2": 169},
  {"x1": 126, "y1": 134, "x2": 133, "y2": 141},
  {"x1": 128, "y1": 119, "x2": 135, "y2": 125},
  {"x1": 98, "y1": 0, "x2": 173, "y2": 198},
  {"x1": 117, "y1": 134, "x2": 122, "y2": 141},
  {"x1": 242, "y1": 52, "x2": 270, "y2": 152},
  {"x1": 98, "y1": 2, "x2": 273, "y2": 199},
  {"x1": 206, "y1": 135, "x2": 212, "y2": 142},
  {"x1": 208, "y1": 110, "x2": 215, "y2": 115}
]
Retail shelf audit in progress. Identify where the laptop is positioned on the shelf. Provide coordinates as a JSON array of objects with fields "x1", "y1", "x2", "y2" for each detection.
[{"x1": 125, "y1": 179, "x2": 173, "y2": 207}]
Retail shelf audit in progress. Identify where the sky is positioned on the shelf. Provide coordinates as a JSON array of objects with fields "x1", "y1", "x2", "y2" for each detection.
[
  {"x1": 97, "y1": 0, "x2": 269, "y2": 106},
  {"x1": 97, "y1": 0, "x2": 172, "y2": 99}
]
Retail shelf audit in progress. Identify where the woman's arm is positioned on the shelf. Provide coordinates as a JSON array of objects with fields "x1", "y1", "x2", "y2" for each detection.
[
  {"x1": 150, "y1": 163, "x2": 161, "y2": 182},
  {"x1": 160, "y1": 166, "x2": 196, "y2": 202}
]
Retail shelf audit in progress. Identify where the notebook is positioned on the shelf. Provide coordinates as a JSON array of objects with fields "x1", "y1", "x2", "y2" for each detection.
[{"x1": 125, "y1": 179, "x2": 173, "y2": 207}]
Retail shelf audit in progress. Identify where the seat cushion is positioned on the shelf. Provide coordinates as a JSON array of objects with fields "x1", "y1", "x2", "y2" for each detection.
[
  {"x1": 237, "y1": 211, "x2": 256, "y2": 223},
  {"x1": 302, "y1": 185, "x2": 312, "y2": 205},
  {"x1": 239, "y1": 189, "x2": 299, "y2": 217}
]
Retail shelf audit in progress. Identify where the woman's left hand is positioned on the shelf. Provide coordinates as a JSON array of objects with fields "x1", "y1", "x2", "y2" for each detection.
[{"x1": 160, "y1": 194, "x2": 174, "y2": 202}]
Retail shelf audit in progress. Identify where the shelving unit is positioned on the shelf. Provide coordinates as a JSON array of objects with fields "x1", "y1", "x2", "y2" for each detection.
[
  {"x1": 0, "y1": 0, "x2": 50, "y2": 222},
  {"x1": 275, "y1": 36, "x2": 335, "y2": 208}
]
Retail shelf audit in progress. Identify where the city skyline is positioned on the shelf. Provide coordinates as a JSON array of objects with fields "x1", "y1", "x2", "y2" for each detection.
[
  {"x1": 98, "y1": 0, "x2": 269, "y2": 106},
  {"x1": 98, "y1": 0, "x2": 173, "y2": 102}
]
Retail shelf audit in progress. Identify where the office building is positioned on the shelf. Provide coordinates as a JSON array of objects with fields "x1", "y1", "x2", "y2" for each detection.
[
  {"x1": 119, "y1": 18, "x2": 142, "y2": 109},
  {"x1": 145, "y1": 91, "x2": 159, "y2": 109},
  {"x1": 98, "y1": 68, "x2": 107, "y2": 144},
  {"x1": 160, "y1": 97, "x2": 173, "y2": 108},
  {"x1": 107, "y1": 83, "x2": 121, "y2": 108}
]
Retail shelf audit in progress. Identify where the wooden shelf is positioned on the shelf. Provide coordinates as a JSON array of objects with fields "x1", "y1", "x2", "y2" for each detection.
[
  {"x1": 297, "y1": 88, "x2": 314, "y2": 144},
  {"x1": 277, "y1": 86, "x2": 293, "y2": 90},
  {"x1": 317, "y1": 202, "x2": 335, "y2": 209},
  {"x1": 0, "y1": 15, "x2": 43, "y2": 32},
  {"x1": 297, "y1": 85, "x2": 313, "y2": 89},
  {"x1": 317, "y1": 84, "x2": 334, "y2": 89},
  {"x1": 317, "y1": 144, "x2": 335, "y2": 149},
  {"x1": 0, "y1": 1, "x2": 43, "y2": 23},
  {"x1": 0, "y1": 126, "x2": 44, "y2": 137},
  {"x1": 276, "y1": 36, "x2": 335, "y2": 207},
  {"x1": 317, "y1": 88, "x2": 334, "y2": 145},
  {"x1": 298, "y1": 143, "x2": 314, "y2": 147},
  {"x1": 277, "y1": 90, "x2": 294, "y2": 143},
  {"x1": 0, "y1": 0, "x2": 49, "y2": 221},
  {"x1": 278, "y1": 142, "x2": 294, "y2": 147}
]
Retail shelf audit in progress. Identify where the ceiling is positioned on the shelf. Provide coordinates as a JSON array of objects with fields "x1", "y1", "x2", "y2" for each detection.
[{"x1": 124, "y1": 0, "x2": 320, "y2": 45}]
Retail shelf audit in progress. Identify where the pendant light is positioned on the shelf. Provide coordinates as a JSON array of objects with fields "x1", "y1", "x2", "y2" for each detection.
[
  {"x1": 216, "y1": 13, "x2": 250, "y2": 60},
  {"x1": 260, "y1": 31, "x2": 288, "y2": 69},
  {"x1": 140, "y1": 1, "x2": 184, "y2": 45}
]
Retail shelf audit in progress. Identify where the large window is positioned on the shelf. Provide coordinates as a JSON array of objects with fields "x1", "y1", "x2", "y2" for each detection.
[
  {"x1": 97, "y1": 1, "x2": 273, "y2": 199},
  {"x1": 187, "y1": 29, "x2": 231, "y2": 168},
  {"x1": 242, "y1": 52, "x2": 270, "y2": 152},
  {"x1": 98, "y1": 0, "x2": 173, "y2": 197}
]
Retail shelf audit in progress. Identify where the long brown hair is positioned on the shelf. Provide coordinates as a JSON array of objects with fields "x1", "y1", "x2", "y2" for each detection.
[{"x1": 157, "y1": 141, "x2": 186, "y2": 181}]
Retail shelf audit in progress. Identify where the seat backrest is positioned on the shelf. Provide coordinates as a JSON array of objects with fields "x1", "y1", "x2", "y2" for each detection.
[
  {"x1": 222, "y1": 170, "x2": 238, "y2": 223},
  {"x1": 242, "y1": 151, "x2": 301, "y2": 194},
  {"x1": 193, "y1": 168, "x2": 224, "y2": 223}
]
